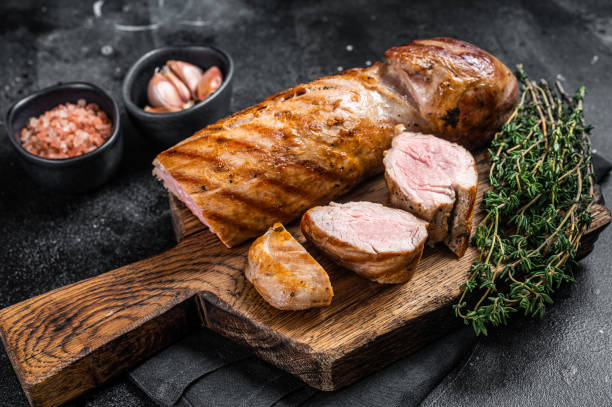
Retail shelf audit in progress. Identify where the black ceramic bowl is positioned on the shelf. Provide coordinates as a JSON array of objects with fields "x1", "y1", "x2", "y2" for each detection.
[
  {"x1": 5, "y1": 82, "x2": 123, "y2": 193},
  {"x1": 122, "y1": 46, "x2": 233, "y2": 148}
]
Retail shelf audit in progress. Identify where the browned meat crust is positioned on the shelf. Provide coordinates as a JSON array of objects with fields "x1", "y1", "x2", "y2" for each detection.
[
  {"x1": 383, "y1": 37, "x2": 518, "y2": 150},
  {"x1": 245, "y1": 223, "x2": 333, "y2": 310}
]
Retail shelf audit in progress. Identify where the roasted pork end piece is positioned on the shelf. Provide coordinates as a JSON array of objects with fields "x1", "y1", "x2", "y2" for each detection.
[
  {"x1": 245, "y1": 223, "x2": 333, "y2": 310},
  {"x1": 301, "y1": 202, "x2": 429, "y2": 284},
  {"x1": 382, "y1": 37, "x2": 518, "y2": 150},
  {"x1": 383, "y1": 132, "x2": 477, "y2": 257}
]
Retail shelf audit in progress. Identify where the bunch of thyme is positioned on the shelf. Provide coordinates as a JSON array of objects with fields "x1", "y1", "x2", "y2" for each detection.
[{"x1": 454, "y1": 66, "x2": 594, "y2": 335}]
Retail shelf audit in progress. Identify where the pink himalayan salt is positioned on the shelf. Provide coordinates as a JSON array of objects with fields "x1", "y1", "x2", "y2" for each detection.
[{"x1": 19, "y1": 99, "x2": 112, "y2": 159}]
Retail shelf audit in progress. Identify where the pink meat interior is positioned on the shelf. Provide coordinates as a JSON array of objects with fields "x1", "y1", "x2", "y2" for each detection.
[
  {"x1": 383, "y1": 132, "x2": 476, "y2": 211},
  {"x1": 307, "y1": 201, "x2": 428, "y2": 254},
  {"x1": 153, "y1": 161, "x2": 213, "y2": 231}
]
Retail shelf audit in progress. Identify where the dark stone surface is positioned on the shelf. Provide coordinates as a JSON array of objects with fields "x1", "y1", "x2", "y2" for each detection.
[{"x1": 0, "y1": 0, "x2": 610, "y2": 406}]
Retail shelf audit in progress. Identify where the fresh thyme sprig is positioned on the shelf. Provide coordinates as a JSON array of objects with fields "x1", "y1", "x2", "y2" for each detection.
[{"x1": 453, "y1": 66, "x2": 594, "y2": 336}]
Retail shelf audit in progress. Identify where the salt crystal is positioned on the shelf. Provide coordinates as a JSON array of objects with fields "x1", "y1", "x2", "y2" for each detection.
[
  {"x1": 346, "y1": 44, "x2": 354, "y2": 52},
  {"x1": 93, "y1": 0, "x2": 104, "y2": 18},
  {"x1": 101, "y1": 45, "x2": 114, "y2": 56}
]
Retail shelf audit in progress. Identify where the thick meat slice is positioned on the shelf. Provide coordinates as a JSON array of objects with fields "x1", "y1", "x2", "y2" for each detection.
[
  {"x1": 383, "y1": 132, "x2": 477, "y2": 257},
  {"x1": 301, "y1": 202, "x2": 428, "y2": 284},
  {"x1": 154, "y1": 38, "x2": 516, "y2": 248},
  {"x1": 245, "y1": 223, "x2": 333, "y2": 310}
]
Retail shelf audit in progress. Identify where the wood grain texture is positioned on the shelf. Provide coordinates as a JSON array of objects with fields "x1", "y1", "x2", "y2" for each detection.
[{"x1": 0, "y1": 151, "x2": 609, "y2": 406}]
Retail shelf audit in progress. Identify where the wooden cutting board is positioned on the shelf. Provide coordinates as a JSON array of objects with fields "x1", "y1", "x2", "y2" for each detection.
[{"x1": 0, "y1": 152, "x2": 609, "y2": 407}]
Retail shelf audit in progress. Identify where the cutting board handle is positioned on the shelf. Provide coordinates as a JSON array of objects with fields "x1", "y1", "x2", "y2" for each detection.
[{"x1": 0, "y1": 230, "x2": 242, "y2": 407}]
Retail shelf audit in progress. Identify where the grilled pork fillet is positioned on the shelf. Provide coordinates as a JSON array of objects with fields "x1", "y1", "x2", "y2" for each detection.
[
  {"x1": 383, "y1": 132, "x2": 477, "y2": 257},
  {"x1": 245, "y1": 223, "x2": 333, "y2": 310},
  {"x1": 301, "y1": 202, "x2": 429, "y2": 284},
  {"x1": 154, "y1": 38, "x2": 517, "y2": 248}
]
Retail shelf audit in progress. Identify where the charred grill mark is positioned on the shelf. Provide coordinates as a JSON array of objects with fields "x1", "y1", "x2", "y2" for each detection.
[
  {"x1": 162, "y1": 149, "x2": 205, "y2": 160},
  {"x1": 204, "y1": 211, "x2": 258, "y2": 235},
  {"x1": 217, "y1": 190, "x2": 293, "y2": 219},
  {"x1": 291, "y1": 159, "x2": 344, "y2": 183},
  {"x1": 171, "y1": 173, "x2": 206, "y2": 185},
  {"x1": 168, "y1": 173, "x2": 223, "y2": 195},
  {"x1": 209, "y1": 134, "x2": 271, "y2": 155},
  {"x1": 258, "y1": 176, "x2": 318, "y2": 201},
  {"x1": 164, "y1": 150, "x2": 230, "y2": 173}
]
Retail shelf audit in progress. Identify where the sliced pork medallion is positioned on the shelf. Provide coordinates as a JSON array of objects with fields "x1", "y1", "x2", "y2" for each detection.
[
  {"x1": 383, "y1": 132, "x2": 477, "y2": 257},
  {"x1": 245, "y1": 223, "x2": 333, "y2": 310},
  {"x1": 301, "y1": 202, "x2": 429, "y2": 284}
]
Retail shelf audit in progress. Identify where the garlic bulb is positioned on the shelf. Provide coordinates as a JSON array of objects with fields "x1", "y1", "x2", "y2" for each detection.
[{"x1": 145, "y1": 60, "x2": 224, "y2": 113}]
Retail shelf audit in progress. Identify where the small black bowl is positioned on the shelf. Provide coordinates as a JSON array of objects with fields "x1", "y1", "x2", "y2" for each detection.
[
  {"x1": 122, "y1": 46, "x2": 234, "y2": 148},
  {"x1": 5, "y1": 82, "x2": 123, "y2": 193}
]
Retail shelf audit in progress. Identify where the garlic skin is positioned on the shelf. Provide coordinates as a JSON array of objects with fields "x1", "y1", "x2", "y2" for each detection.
[
  {"x1": 196, "y1": 66, "x2": 224, "y2": 101},
  {"x1": 167, "y1": 60, "x2": 203, "y2": 99},
  {"x1": 160, "y1": 66, "x2": 191, "y2": 104},
  {"x1": 147, "y1": 71, "x2": 184, "y2": 108}
]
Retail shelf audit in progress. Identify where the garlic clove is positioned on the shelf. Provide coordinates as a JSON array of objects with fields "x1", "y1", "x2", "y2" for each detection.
[
  {"x1": 161, "y1": 66, "x2": 192, "y2": 104},
  {"x1": 196, "y1": 66, "x2": 224, "y2": 101},
  {"x1": 144, "y1": 105, "x2": 182, "y2": 113},
  {"x1": 167, "y1": 60, "x2": 203, "y2": 99},
  {"x1": 147, "y1": 71, "x2": 184, "y2": 108}
]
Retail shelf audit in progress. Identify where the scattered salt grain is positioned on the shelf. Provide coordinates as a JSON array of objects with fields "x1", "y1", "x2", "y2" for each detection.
[
  {"x1": 365, "y1": 60, "x2": 372, "y2": 66},
  {"x1": 101, "y1": 45, "x2": 114, "y2": 56},
  {"x1": 337, "y1": 66, "x2": 343, "y2": 72},
  {"x1": 346, "y1": 44, "x2": 354, "y2": 52}
]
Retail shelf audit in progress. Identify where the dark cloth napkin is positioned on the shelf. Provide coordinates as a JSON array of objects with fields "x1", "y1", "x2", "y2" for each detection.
[
  {"x1": 130, "y1": 326, "x2": 477, "y2": 407},
  {"x1": 129, "y1": 152, "x2": 611, "y2": 407}
]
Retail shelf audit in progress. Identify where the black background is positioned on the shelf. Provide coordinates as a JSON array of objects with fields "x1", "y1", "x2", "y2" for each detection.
[{"x1": 1, "y1": 1, "x2": 611, "y2": 406}]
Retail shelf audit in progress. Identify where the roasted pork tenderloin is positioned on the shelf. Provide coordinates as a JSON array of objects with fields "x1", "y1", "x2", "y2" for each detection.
[
  {"x1": 301, "y1": 202, "x2": 429, "y2": 284},
  {"x1": 154, "y1": 38, "x2": 516, "y2": 248},
  {"x1": 383, "y1": 132, "x2": 477, "y2": 257},
  {"x1": 245, "y1": 223, "x2": 333, "y2": 310}
]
